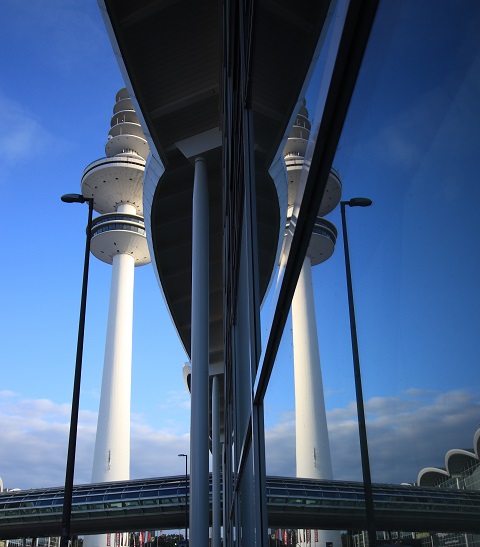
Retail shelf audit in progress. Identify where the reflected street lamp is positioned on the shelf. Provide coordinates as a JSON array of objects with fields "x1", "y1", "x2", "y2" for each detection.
[
  {"x1": 60, "y1": 193, "x2": 94, "y2": 547},
  {"x1": 178, "y1": 453, "x2": 188, "y2": 544},
  {"x1": 340, "y1": 197, "x2": 376, "y2": 547}
]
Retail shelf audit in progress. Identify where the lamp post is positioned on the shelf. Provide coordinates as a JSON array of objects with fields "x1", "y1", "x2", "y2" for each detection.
[
  {"x1": 178, "y1": 453, "x2": 188, "y2": 544},
  {"x1": 340, "y1": 197, "x2": 376, "y2": 547},
  {"x1": 60, "y1": 193, "x2": 94, "y2": 547}
]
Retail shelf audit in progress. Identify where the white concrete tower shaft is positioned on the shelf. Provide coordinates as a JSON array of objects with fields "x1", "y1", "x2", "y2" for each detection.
[
  {"x1": 81, "y1": 89, "x2": 150, "y2": 547},
  {"x1": 91, "y1": 206, "x2": 136, "y2": 483},
  {"x1": 285, "y1": 101, "x2": 341, "y2": 547},
  {"x1": 292, "y1": 255, "x2": 333, "y2": 479}
]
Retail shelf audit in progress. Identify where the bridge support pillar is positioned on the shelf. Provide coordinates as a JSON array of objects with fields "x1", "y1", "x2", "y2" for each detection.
[
  {"x1": 190, "y1": 156, "x2": 210, "y2": 547},
  {"x1": 212, "y1": 374, "x2": 221, "y2": 547}
]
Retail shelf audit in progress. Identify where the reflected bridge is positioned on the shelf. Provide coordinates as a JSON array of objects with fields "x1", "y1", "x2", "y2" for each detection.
[{"x1": 1, "y1": 475, "x2": 480, "y2": 539}]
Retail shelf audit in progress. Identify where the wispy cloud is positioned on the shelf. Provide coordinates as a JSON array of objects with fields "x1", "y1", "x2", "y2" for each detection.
[
  {"x1": 0, "y1": 93, "x2": 57, "y2": 168},
  {"x1": 0, "y1": 390, "x2": 18, "y2": 398},
  {"x1": 0, "y1": 392, "x2": 94, "y2": 489},
  {"x1": 130, "y1": 425, "x2": 190, "y2": 480},
  {"x1": 0, "y1": 393, "x2": 189, "y2": 490},
  {"x1": 1, "y1": 389, "x2": 478, "y2": 491},
  {"x1": 265, "y1": 388, "x2": 480, "y2": 485},
  {"x1": 3, "y1": 0, "x2": 107, "y2": 73},
  {"x1": 158, "y1": 389, "x2": 191, "y2": 412}
]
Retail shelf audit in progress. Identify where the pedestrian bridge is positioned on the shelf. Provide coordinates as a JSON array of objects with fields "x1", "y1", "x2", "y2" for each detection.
[{"x1": 1, "y1": 475, "x2": 480, "y2": 539}]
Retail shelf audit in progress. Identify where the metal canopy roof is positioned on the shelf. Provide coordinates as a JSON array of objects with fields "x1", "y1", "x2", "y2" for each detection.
[{"x1": 101, "y1": 0, "x2": 330, "y2": 367}]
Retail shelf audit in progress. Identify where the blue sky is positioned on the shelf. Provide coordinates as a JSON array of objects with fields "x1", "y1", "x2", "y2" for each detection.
[
  {"x1": 1, "y1": 0, "x2": 480, "y2": 492},
  {"x1": 0, "y1": 0, "x2": 191, "y2": 489}
]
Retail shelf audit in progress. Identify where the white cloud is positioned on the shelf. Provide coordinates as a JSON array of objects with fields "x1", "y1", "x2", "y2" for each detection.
[
  {"x1": 130, "y1": 425, "x2": 190, "y2": 480},
  {"x1": 364, "y1": 390, "x2": 480, "y2": 483},
  {"x1": 1, "y1": 389, "x2": 478, "y2": 492},
  {"x1": 159, "y1": 390, "x2": 191, "y2": 412},
  {"x1": 265, "y1": 412, "x2": 296, "y2": 477},
  {"x1": 0, "y1": 393, "x2": 94, "y2": 490},
  {"x1": 0, "y1": 393, "x2": 189, "y2": 490},
  {"x1": 0, "y1": 390, "x2": 18, "y2": 398},
  {"x1": 265, "y1": 388, "x2": 480, "y2": 485}
]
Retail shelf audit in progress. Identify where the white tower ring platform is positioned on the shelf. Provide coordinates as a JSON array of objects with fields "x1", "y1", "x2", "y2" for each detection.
[
  {"x1": 81, "y1": 156, "x2": 146, "y2": 215},
  {"x1": 286, "y1": 169, "x2": 342, "y2": 220},
  {"x1": 284, "y1": 137, "x2": 308, "y2": 158},
  {"x1": 318, "y1": 168, "x2": 342, "y2": 217},
  {"x1": 307, "y1": 217, "x2": 337, "y2": 266},
  {"x1": 90, "y1": 213, "x2": 150, "y2": 266},
  {"x1": 284, "y1": 98, "x2": 342, "y2": 218},
  {"x1": 105, "y1": 134, "x2": 150, "y2": 160},
  {"x1": 109, "y1": 119, "x2": 145, "y2": 137},
  {"x1": 113, "y1": 97, "x2": 134, "y2": 114}
]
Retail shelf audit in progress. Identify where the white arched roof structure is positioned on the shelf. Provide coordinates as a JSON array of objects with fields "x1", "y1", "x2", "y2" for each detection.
[
  {"x1": 416, "y1": 427, "x2": 480, "y2": 486},
  {"x1": 445, "y1": 449, "x2": 478, "y2": 477},
  {"x1": 417, "y1": 467, "x2": 450, "y2": 487},
  {"x1": 473, "y1": 428, "x2": 480, "y2": 459}
]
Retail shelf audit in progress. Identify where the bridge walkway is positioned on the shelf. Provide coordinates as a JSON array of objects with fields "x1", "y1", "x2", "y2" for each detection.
[{"x1": 1, "y1": 476, "x2": 479, "y2": 539}]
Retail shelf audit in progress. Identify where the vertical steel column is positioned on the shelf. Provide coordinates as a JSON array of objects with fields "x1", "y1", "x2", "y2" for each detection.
[
  {"x1": 190, "y1": 156, "x2": 210, "y2": 547},
  {"x1": 241, "y1": 44, "x2": 267, "y2": 542},
  {"x1": 235, "y1": 227, "x2": 255, "y2": 544},
  {"x1": 212, "y1": 375, "x2": 221, "y2": 547}
]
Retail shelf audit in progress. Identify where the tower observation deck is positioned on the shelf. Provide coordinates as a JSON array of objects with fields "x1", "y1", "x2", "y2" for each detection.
[
  {"x1": 80, "y1": 88, "x2": 150, "y2": 547},
  {"x1": 284, "y1": 100, "x2": 341, "y2": 265},
  {"x1": 284, "y1": 101, "x2": 342, "y2": 547},
  {"x1": 81, "y1": 88, "x2": 150, "y2": 267}
]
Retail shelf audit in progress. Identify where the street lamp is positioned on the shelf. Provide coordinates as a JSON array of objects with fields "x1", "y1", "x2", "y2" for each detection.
[
  {"x1": 60, "y1": 193, "x2": 94, "y2": 547},
  {"x1": 340, "y1": 197, "x2": 376, "y2": 547},
  {"x1": 178, "y1": 453, "x2": 188, "y2": 544}
]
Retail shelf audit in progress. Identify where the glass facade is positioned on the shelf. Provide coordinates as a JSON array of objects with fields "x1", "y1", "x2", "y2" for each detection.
[
  {"x1": 260, "y1": 0, "x2": 480, "y2": 543},
  {"x1": 264, "y1": 0, "x2": 480, "y2": 486}
]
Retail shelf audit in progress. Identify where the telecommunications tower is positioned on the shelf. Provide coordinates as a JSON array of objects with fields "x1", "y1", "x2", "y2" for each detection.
[
  {"x1": 81, "y1": 88, "x2": 150, "y2": 547},
  {"x1": 284, "y1": 100, "x2": 342, "y2": 547}
]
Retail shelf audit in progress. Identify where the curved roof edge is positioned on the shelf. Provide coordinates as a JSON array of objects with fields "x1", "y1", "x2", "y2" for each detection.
[
  {"x1": 264, "y1": 155, "x2": 288, "y2": 302},
  {"x1": 143, "y1": 151, "x2": 190, "y2": 359},
  {"x1": 182, "y1": 363, "x2": 192, "y2": 394},
  {"x1": 417, "y1": 467, "x2": 450, "y2": 487},
  {"x1": 473, "y1": 428, "x2": 480, "y2": 459},
  {"x1": 445, "y1": 448, "x2": 478, "y2": 477}
]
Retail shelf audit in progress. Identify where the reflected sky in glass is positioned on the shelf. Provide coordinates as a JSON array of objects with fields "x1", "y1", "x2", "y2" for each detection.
[{"x1": 264, "y1": 0, "x2": 480, "y2": 484}]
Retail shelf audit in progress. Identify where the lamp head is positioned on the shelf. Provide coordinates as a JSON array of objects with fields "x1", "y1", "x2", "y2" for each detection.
[
  {"x1": 61, "y1": 193, "x2": 87, "y2": 204},
  {"x1": 178, "y1": 453, "x2": 187, "y2": 457},
  {"x1": 346, "y1": 197, "x2": 372, "y2": 207}
]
